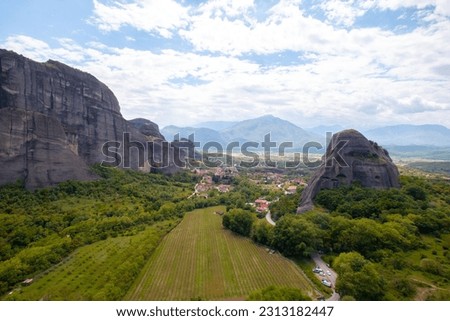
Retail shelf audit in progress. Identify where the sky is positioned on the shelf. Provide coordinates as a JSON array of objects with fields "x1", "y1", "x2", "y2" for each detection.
[{"x1": 1, "y1": 0, "x2": 450, "y2": 129}]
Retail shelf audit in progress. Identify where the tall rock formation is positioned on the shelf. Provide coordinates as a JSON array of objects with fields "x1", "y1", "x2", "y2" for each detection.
[
  {"x1": 129, "y1": 118, "x2": 165, "y2": 140},
  {"x1": 298, "y1": 129, "x2": 400, "y2": 213},
  {"x1": 0, "y1": 49, "x2": 178, "y2": 189}
]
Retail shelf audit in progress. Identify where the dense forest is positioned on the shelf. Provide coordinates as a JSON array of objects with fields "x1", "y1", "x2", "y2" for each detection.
[
  {"x1": 247, "y1": 285, "x2": 312, "y2": 301},
  {"x1": 0, "y1": 166, "x2": 205, "y2": 297},
  {"x1": 223, "y1": 175, "x2": 450, "y2": 300}
]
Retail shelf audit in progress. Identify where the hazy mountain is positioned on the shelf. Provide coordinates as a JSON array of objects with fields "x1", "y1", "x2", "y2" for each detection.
[
  {"x1": 221, "y1": 115, "x2": 320, "y2": 148},
  {"x1": 384, "y1": 145, "x2": 450, "y2": 160},
  {"x1": 364, "y1": 124, "x2": 450, "y2": 147},
  {"x1": 163, "y1": 118, "x2": 450, "y2": 156},
  {"x1": 161, "y1": 125, "x2": 225, "y2": 147},
  {"x1": 194, "y1": 120, "x2": 238, "y2": 131},
  {"x1": 163, "y1": 115, "x2": 322, "y2": 151}
]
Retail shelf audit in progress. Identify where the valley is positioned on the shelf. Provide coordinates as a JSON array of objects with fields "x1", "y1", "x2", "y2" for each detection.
[
  {"x1": 1, "y1": 162, "x2": 448, "y2": 301},
  {"x1": 0, "y1": 49, "x2": 449, "y2": 303}
]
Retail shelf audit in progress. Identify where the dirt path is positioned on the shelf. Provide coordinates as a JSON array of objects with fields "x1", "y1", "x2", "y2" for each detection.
[
  {"x1": 411, "y1": 278, "x2": 448, "y2": 300},
  {"x1": 188, "y1": 183, "x2": 199, "y2": 199}
]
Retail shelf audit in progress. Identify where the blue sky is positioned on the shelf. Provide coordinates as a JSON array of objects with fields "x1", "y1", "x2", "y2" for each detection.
[{"x1": 1, "y1": 0, "x2": 450, "y2": 129}]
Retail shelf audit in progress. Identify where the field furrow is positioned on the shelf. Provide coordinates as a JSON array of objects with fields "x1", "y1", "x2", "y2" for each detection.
[{"x1": 126, "y1": 206, "x2": 316, "y2": 300}]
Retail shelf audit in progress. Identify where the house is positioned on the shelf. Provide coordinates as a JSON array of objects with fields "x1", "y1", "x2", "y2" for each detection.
[
  {"x1": 203, "y1": 175, "x2": 213, "y2": 184},
  {"x1": 255, "y1": 199, "x2": 269, "y2": 212},
  {"x1": 216, "y1": 185, "x2": 231, "y2": 193},
  {"x1": 285, "y1": 186, "x2": 297, "y2": 195}
]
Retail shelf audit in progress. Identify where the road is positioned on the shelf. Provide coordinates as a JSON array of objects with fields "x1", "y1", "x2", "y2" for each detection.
[
  {"x1": 311, "y1": 253, "x2": 340, "y2": 301},
  {"x1": 265, "y1": 211, "x2": 276, "y2": 226},
  {"x1": 263, "y1": 209, "x2": 340, "y2": 301},
  {"x1": 188, "y1": 183, "x2": 199, "y2": 199},
  {"x1": 264, "y1": 212, "x2": 339, "y2": 300}
]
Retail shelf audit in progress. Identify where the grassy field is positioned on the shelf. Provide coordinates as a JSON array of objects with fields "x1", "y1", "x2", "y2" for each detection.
[
  {"x1": 403, "y1": 234, "x2": 450, "y2": 300},
  {"x1": 4, "y1": 221, "x2": 178, "y2": 300},
  {"x1": 125, "y1": 206, "x2": 317, "y2": 300}
]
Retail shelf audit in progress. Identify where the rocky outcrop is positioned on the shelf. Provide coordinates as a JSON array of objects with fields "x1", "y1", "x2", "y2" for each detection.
[
  {"x1": 0, "y1": 49, "x2": 179, "y2": 189},
  {"x1": 0, "y1": 108, "x2": 95, "y2": 187},
  {"x1": 298, "y1": 129, "x2": 400, "y2": 213},
  {"x1": 129, "y1": 118, "x2": 165, "y2": 140}
]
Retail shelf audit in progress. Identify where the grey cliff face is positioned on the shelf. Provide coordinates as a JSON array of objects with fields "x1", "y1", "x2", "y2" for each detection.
[
  {"x1": 0, "y1": 49, "x2": 178, "y2": 189},
  {"x1": 298, "y1": 129, "x2": 400, "y2": 213}
]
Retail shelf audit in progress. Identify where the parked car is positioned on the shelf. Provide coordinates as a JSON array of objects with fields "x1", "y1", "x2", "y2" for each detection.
[
  {"x1": 321, "y1": 279, "x2": 332, "y2": 287},
  {"x1": 312, "y1": 266, "x2": 323, "y2": 273},
  {"x1": 326, "y1": 270, "x2": 331, "y2": 276}
]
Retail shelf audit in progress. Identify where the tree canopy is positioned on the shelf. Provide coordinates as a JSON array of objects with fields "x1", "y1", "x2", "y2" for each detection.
[{"x1": 247, "y1": 285, "x2": 311, "y2": 301}]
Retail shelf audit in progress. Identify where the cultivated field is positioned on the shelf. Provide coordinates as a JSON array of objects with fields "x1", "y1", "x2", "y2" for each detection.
[
  {"x1": 5, "y1": 221, "x2": 177, "y2": 300},
  {"x1": 126, "y1": 206, "x2": 317, "y2": 300}
]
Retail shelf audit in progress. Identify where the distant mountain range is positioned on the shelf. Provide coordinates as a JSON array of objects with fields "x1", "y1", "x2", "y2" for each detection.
[
  {"x1": 219, "y1": 115, "x2": 319, "y2": 145},
  {"x1": 162, "y1": 116, "x2": 450, "y2": 153},
  {"x1": 194, "y1": 120, "x2": 238, "y2": 131},
  {"x1": 162, "y1": 115, "x2": 322, "y2": 150},
  {"x1": 363, "y1": 124, "x2": 450, "y2": 147},
  {"x1": 162, "y1": 125, "x2": 227, "y2": 147}
]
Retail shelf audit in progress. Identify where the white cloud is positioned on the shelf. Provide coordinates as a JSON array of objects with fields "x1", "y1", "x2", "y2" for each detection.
[
  {"x1": 4, "y1": 30, "x2": 450, "y2": 128},
  {"x1": 2, "y1": 0, "x2": 450, "y2": 129},
  {"x1": 435, "y1": 0, "x2": 450, "y2": 16},
  {"x1": 375, "y1": 0, "x2": 434, "y2": 11},
  {"x1": 181, "y1": 1, "x2": 351, "y2": 56},
  {"x1": 3, "y1": 35, "x2": 51, "y2": 61},
  {"x1": 374, "y1": 0, "x2": 450, "y2": 18},
  {"x1": 3, "y1": 35, "x2": 91, "y2": 63},
  {"x1": 319, "y1": 0, "x2": 376, "y2": 27},
  {"x1": 196, "y1": 0, "x2": 255, "y2": 18},
  {"x1": 90, "y1": 0, "x2": 189, "y2": 38},
  {"x1": 88, "y1": 0, "x2": 450, "y2": 56}
]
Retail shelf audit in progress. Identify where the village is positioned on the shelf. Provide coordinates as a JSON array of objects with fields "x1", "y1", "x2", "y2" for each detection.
[{"x1": 190, "y1": 165, "x2": 308, "y2": 214}]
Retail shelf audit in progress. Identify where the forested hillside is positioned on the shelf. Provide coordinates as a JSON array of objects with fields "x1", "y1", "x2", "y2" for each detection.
[
  {"x1": 227, "y1": 175, "x2": 450, "y2": 300},
  {"x1": 0, "y1": 166, "x2": 201, "y2": 297}
]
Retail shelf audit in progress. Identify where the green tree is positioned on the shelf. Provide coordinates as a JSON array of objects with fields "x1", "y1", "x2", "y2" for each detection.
[
  {"x1": 271, "y1": 215, "x2": 323, "y2": 257},
  {"x1": 247, "y1": 285, "x2": 311, "y2": 301},
  {"x1": 390, "y1": 278, "x2": 416, "y2": 298},
  {"x1": 222, "y1": 209, "x2": 256, "y2": 237},
  {"x1": 269, "y1": 191, "x2": 300, "y2": 220},
  {"x1": 251, "y1": 220, "x2": 273, "y2": 246},
  {"x1": 337, "y1": 219, "x2": 383, "y2": 256},
  {"x1": 158, "y1": 202, "x2": 178, "y2": 219},
  {"x1": 334, "y1": 252, "x2": 385, "y2": 300}
]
